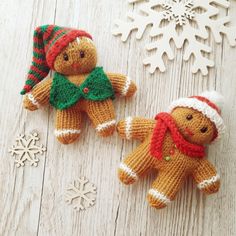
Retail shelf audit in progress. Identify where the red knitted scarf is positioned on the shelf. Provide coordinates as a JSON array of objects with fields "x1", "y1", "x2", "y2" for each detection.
[{"x1": 150, "y1": 112, "x2": 205, "y2": 160}]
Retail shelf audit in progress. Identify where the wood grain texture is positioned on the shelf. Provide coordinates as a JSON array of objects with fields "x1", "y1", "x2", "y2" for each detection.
[{"x1": 0, "y1": 0, "x2": 236, "y2": 235}]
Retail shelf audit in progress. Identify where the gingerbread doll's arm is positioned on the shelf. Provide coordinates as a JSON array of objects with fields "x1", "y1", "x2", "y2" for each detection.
[
  {"x1": 117, "y1": 117, "x2": 155, "y2": 141},
  {"x1": 106, "y1": 73, "x2": 137, "y2": 97},
  {"x1": 192, "y1": 159, "x2": 220, "y2": 194},
  {"x1": 23, "y1": 78, "x2": 53, "y2": 111}
]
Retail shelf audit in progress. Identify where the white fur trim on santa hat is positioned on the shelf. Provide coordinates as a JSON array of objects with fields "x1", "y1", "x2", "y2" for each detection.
[
  {"x1": 168, "y1": 91, "x2": 225, "y2": 140},
  {"x1": 200, "y1": 91, "x2": 224, "y2": 110}
]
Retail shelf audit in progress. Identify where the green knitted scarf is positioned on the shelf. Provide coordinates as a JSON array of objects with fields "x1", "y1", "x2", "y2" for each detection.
[{"x1": 50, "y1": 67, "x2": 115, "y2": 110}]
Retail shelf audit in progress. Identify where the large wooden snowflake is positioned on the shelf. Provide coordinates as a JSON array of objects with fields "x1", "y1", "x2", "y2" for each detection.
[
  {"x1": 113, "y1": 0, "x2": 236, "y2": 75},
  {"x1": 9, "y1": 133, "x2": 46, "y2": 167},
  {"x1": 65, "y1": 177, "x2": 97, "y2": 211}
]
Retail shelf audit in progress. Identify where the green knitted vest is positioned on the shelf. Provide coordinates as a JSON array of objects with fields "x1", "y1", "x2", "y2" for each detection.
[{"x1": 50, "y1": 67, "x2": 115, "y2": 110}]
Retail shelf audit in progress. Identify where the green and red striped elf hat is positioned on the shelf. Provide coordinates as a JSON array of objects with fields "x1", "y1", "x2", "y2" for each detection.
[{"x1": 21, "y1": 25, "x2": 92, "y2": 95}]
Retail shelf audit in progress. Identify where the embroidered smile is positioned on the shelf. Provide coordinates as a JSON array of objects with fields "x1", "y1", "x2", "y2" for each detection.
[
  {"x1": 185, "y1": 127, "x2": 194, "y2": 136},
  {"x1": 72, "y1": 63, "x2": 80, "y2": 68}
]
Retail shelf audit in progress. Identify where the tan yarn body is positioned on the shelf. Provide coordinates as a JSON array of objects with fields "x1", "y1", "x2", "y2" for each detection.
[
  {"x1": 23, "y1": 38, "x2": 136, "y2": 144},
  {"x1": 117, "y1": 108, "x2": 220, "y2": 209}
]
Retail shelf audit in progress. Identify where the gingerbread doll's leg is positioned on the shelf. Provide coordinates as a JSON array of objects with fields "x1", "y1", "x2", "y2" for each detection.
[
  {"x1": 147, "y1": 167, "x2": 187, "y2": 209},
  {"x1": 55, "y1": 107, "x2": 82, "y2": 144},
  {"x1": 84, "y1": 99, "x2": 116, "y2": 137},
  {"x1": 118, "y1": 139, "x2": 156, "y2": 184}
]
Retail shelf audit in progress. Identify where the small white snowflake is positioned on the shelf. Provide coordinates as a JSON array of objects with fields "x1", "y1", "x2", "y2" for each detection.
[
  {"x1": 9, "y1": 133, "x2": 46, "y2": 168},
  {"x1": 163, "y1": 0, "x2": 195, "y2": 26},
  {"x1": 113, "y1": 0, "x2": 236, "y2": 75},
  {"x1": 65, "y1": 177, "x2": 97, "y2": 211}
]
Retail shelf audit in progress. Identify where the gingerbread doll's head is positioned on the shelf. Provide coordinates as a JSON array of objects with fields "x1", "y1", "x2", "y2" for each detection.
[
  {"x1": 169, "y1": 91, "x2": 225, "y2": 145},
  {"x1": 171, "y1": 107, "x2": 216, "y2": 145},
  {"x1": 53, "y1": 37, "x2": 97, "y2": 75},
  {"x1": 21, "y1": 25, "x2": 96, "y2": 95}
]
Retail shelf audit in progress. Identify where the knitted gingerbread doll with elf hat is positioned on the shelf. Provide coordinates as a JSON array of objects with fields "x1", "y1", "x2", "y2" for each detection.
[
  {"x1": 117, "y1": 91, "x2": 225, "y2": 209},
  {"x1": 21, "y1": 25, "x2": 136, "y2": 144}
]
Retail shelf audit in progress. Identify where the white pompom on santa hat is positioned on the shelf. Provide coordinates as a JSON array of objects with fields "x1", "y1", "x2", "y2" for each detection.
[{"x1": 168, "y1": 91, "x2": 226, "y2": 141}]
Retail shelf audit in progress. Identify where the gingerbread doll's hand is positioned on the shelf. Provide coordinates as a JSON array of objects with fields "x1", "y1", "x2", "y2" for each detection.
[
  {"x1": 117, "y1": 117, "x2": 155, "y2": 141},
  {"x1": 193, "y1": 159, "x2": 220, "y2": 194},
  {"x1": 106, "y1": 73, "x2": 137, "y2": 97},
  {"x1": 23, "y1": 94, "x2": 39, "y2": 111},
  {"x1": 23, "y1": 78, "x2": 53, "y2": 111},
  {"x1": 199, "y1": 178, "x2": 220, "y2": 194}
]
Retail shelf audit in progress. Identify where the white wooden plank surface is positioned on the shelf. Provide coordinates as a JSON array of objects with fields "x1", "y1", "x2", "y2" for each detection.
[{"x1": 0, "y1": 0, "x2": 236, "y2": 235}]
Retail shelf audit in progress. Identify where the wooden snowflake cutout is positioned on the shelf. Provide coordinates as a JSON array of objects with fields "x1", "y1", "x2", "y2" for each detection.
[
  {"x1": 113, "y1": 0, "x2": 236, "y2": 75},
  {"x1": 9, "y1": 132, "x2": 46, "y2": 167},
  {"x1": 65, "y1": 177, "x2": 97, "y2": 211}
]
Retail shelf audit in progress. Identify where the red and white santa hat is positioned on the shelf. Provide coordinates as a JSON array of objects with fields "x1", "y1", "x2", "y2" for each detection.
[{"x1": 168, "y1": 91, "x2": 226, "y2": 141}]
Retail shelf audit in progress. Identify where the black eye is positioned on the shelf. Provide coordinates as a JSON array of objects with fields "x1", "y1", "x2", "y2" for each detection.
[
  {"x1": 63, "y1": 53, "x2": 69, "y2": 61},
  {"x1": 200, "y1": 127, "x2": 208, "y2": 133},
  {"x1": 80, "y1": 51, "x2": 85, "y2": 58},
  {"x1": 186, "y1": 114, "x2": 193, "y2": 120}
]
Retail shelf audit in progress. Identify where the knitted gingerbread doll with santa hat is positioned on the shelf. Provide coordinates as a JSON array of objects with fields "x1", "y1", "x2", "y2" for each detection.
[
  {"x1": 22, "y1": 25, "x2": 136, "y2": 144},
  {"x1": 117, "y1": 91, "x2": 225, "y2": 209}
]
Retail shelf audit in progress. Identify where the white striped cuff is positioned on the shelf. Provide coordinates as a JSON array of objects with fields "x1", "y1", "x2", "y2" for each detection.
[
  {"x1": 55, "y1": 129, "x2": 81, "y2": 137},
  {"x1": 121, "y1": 76, "x2": 132, "y2": 96},
  {"x1": 197, "y1": 174, "x2": 220, "y2": 189},
  {"x1": 27, "y1": 93, "x2": 39, "y2": 108},
  {"x1": 119, "y1": 162, "x2": 138, "y2": 180},
  {"x1": 148, "y1": 189, "x2": 171, "y2": 205},
  {"x1": 125, "y1": 117, "x2": 133, "y2": 140},
  {"x1": 96, "y1": 120, "x2": 116, "y2": 132}
]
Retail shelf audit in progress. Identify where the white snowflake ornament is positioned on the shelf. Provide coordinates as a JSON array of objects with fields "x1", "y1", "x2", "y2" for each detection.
[
  {"x1": 163, "y1": 0, "x2": 195, "y2": 26},
  {"x1": 112, "y1": 0, "x2": 236, "y2": 75},
  {"x1": 65, "y1": 177, "x2": 97, "y2": 211},
  {"x1": 9, "y1": 132, "x2": 46, "y2": 168}
]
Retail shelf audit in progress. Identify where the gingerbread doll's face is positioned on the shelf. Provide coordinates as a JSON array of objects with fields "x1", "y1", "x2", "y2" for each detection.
[
  {"x1": 54, "y1": 37, "x2": 97, "y2": 75},
  {"x1": 171, "y1": 107, "x2": 216, "y2": 145}
]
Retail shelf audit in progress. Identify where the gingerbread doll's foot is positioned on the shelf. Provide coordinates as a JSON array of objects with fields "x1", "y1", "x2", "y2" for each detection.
[
  {"x1": 118, "y1": 162, "x2": 138, "y2": 185},
  {"x1": 55, "y1": 107, "x2": 82, "y2": 144},
  {"x1": 147, "y1": 189, "x2": 171, "y2": 209},
  {"x1": 84, "y1": 99, "x2": 116, "y2": 137},
  {"x1": 55, "y1": 129, "x2": 81, "y2": 144},
  {"x1": 95, "y1": 120, "x2": 116, "y2": 137}
]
